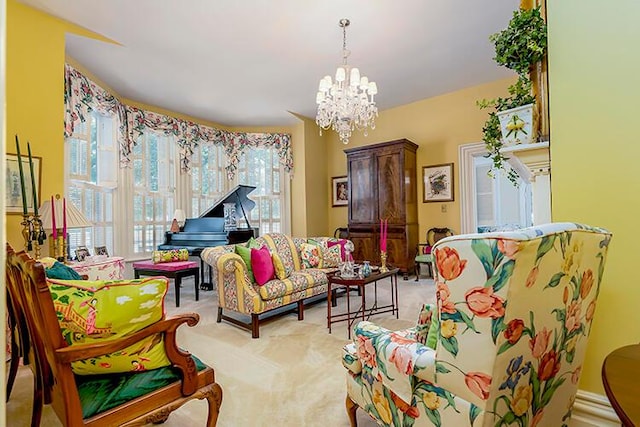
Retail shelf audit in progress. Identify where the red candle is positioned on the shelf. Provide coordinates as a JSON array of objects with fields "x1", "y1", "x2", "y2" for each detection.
[
  {"x1": 63, "y1": 197, "x2": 67, "y2": 237},
  {"x1": 384, "y1": 219, "x2": 388, "y2": 251},
  {"x1": 51, "y1": 196, "x2": 57, "y2": 239}
]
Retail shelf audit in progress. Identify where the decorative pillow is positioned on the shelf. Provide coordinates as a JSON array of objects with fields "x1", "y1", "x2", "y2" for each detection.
[
  {"x1": 321, "y1": 244, "x2": 342, "y2": 268},
  {"x1": 251, "y1": 246, "x2": 275, "y2": 286},
  {"x1": 300, "y1": 242, "x2": 322, "y2": 269},
  {"x1": 46, "y1": 277, "x2": 171, "y2": 375},
  {"x1": 415, "y1": 303, "x2": 435, "y2": 346},
  {"x1": 272, "y1": 253, "x2": 289, "y2": 280},
  {"x1": 327, "y1": 239, "x2": 348, "y2": 261},
  {"x1": 43, "y1": 258, "x2": 84, "y2": 280},
  {"x1": 235, "y1": 238, "x2": 261, "y2": 283},
  {"x1": 423, "y1": 245, "x2": 432, "y2": 255},
  {"x1": 152, "y1": 248, "x2": 189, "y2": 264}
]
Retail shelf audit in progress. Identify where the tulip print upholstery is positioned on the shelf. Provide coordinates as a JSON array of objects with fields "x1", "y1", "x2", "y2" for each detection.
[{"x1": 342, "y1": 223, "x2": 612, "y2": 427}]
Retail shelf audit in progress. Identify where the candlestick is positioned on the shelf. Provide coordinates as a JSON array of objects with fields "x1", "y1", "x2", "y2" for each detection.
[
  {"x1": 51, "y1": 196, "x2": 57, "y2": 239},
  {"x1": 27, "y1": 142, "x2": 39, "y2": 216},
  {"x1": 15, "y1": 135, "x2": 28, "y2": 215},
  {"x1": 63, "y1": 197, "x2": 67, "y2": 237},
  {"x1": 380, "y1": 251, "x2": 389, "y2": 273}
]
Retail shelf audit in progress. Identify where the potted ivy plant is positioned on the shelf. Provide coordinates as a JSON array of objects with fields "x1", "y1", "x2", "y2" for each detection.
[{"x1": 477, "y1": 6, "x2": 547, "y2": 183}]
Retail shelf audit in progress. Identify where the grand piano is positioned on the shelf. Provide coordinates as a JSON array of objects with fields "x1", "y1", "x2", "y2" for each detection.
[{"x1": 159, "y1": 184, "x2": 259, "y2": 289}]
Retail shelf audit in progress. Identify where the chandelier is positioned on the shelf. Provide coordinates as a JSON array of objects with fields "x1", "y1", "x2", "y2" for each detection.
[{"x1": 316, "y1": 19, "x2": 378, "y2": 144}]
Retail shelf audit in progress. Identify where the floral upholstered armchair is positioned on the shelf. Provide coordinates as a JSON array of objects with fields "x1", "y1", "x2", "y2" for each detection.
[{"x1": 342, "y1": 223, "x2": 612, "y2": 426}]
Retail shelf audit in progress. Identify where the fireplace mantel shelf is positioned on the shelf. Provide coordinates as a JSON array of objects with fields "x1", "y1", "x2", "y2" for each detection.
[{"x1": 500, "y1": 140, "x2": 550, "y2": 182}]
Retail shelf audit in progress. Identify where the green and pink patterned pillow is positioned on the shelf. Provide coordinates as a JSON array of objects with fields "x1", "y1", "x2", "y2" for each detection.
[{"x1": 46, "y1": 277, "x2": 171, "y2": 375}]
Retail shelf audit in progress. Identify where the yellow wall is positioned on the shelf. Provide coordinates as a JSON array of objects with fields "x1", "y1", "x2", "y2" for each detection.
[
  {"x1": 548, "y1": 0, "x2": 640, "y2": 394},
  {"x1": 301, "y1": 116, "x2": 329, "y2": 237},
  {"x1": 326, "y1": 77, "x2": 515, "y2": 238},
  {"x1": 5, "y1": 0, "x2": 67, "y2": 251}
]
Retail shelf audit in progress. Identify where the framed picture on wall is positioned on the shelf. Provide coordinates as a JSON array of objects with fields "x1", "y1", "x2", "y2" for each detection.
[
  {"x1": 332, "y1": 176, "x2": 348, "y2": 207},
  {"x1": 6, "y1": 153, "x2": 42, "y2": 214},
  {"x1": 423, "y1": 163, "x2": 454, "y2": 202}
]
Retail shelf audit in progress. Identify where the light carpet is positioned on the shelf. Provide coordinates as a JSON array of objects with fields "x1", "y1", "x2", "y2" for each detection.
[{"x1": 6, "y1": 275, "x2": 436, "y2": 426}]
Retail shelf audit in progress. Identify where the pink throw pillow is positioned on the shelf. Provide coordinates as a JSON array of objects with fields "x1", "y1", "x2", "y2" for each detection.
[
  {"x1": 328, "y1": 239, "x2": 348, "y2": 261},
  {"x1": 251, "y1": 246, "x2": 275, "y2": 286}
]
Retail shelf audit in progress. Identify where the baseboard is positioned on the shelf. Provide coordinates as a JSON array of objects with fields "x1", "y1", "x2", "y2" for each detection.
[{"x1": 571, "y1": 390, "x2": 620, "y2": 426}]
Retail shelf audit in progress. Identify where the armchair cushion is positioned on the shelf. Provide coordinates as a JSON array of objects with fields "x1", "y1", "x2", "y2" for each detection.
[
  {"x1": 77, "y1": 355, "x2": 207, "y2": 419},
  {"x1": 46, "y1": 277, "x2": 171, "y2": 375},
  {"x1": 354, "y1": 321, "x2": 436, "y2": 404}
]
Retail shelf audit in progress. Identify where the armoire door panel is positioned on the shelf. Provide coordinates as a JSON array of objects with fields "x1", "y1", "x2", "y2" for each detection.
[
  {"x1": 377, "y1": 152, "x2": 404, "y2": 222},
  {"x1": 348, "y1": 155, "x2": 376, "y2": 224}
]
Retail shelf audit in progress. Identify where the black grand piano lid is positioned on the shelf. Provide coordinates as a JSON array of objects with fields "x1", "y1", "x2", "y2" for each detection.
[{"x1": 200, "y1": 184, "x2": 257, "y2": 224}]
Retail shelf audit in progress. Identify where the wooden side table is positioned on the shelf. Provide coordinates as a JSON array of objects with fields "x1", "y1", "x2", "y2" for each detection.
[
  {"x1": 602, "y1": 344, "x2": 640, "y2": 426},
  {"x1": 132, "y1": 260, "x2": 200, "y2": 307},
  {"x1": 327, "y1": 268, "x2": 399, "y2": 338}
]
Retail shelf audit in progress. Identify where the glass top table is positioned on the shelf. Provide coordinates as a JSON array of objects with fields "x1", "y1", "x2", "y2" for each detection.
[{"x1": 327, "y1": 267, "x2": 399, "y2": 338}]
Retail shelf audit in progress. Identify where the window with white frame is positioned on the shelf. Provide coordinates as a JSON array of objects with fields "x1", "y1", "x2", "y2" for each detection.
[
  {"x1": 474, "y1": 156, "x2": 532, "y2": 233},
  {"x1": 66, "y1": 111, "x2": 117, "y2": 256},
  {"x1": 131, "y1": 131, "x2": 176, "y2": 255},
  {"x1": 66, "y1": 124, "x2": 290, "y2": 259},
  {"x1": 237, "y1": 146, "x2": 285, "y2": 235},
  {"x1": 190, "y1": 144, "x2": 226, "y2": 216}
]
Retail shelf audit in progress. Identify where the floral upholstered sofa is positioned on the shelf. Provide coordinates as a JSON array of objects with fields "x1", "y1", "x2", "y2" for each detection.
[
  {"x1": 342, "y1": 223, "x2": 612, "y2": 427},
  {"x1": 202, "y1": 233, "x2": 349, "y2": 338}
]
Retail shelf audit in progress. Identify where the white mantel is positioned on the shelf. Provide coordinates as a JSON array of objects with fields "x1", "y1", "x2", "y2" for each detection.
[{"x1": 501, "y1": 141, "x2": 551, "y2": 225}]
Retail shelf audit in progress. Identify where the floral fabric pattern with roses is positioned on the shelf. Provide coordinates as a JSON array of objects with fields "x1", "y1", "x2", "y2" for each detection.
[{"x1": 343, "y1": 222, "x2": 612, "y2": 427}]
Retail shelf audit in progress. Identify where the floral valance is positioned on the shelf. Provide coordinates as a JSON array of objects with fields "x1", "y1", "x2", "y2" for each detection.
[{"x1": 63, "y1": 64, "x2": 293, "y2": 177}]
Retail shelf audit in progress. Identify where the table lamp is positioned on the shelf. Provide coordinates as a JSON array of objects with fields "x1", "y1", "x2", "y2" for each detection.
[{"x1": 39, "y1": 194, "x2": 92, "y2": 262}]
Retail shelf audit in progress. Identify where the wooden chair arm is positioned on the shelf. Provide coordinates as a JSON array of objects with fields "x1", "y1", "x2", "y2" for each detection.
[{"x1": 55, "y1": 312, "x2": 201, "y2": 395}]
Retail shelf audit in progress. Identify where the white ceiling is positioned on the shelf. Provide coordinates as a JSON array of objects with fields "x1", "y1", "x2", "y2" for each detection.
[{"x1": 21, "y1": 0, "x2": 518, "y2": 127}]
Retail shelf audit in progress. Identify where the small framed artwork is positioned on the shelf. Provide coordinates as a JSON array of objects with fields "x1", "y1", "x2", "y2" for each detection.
[
  {"x1": 94, "y1": 246, "x2": 109, "y2": 256},
  {"x1": 6, "y1": 153, "x2": 42, "y2": 214},
  {"x1": 332, "y1": 176, "x2": 348, "y2": 207},
  {"x1": 423, "y1": 163, "x2": 454, "y2": 203},
  {"x1": 75, "y1": 246, "x2": 91, "y2": 262}
]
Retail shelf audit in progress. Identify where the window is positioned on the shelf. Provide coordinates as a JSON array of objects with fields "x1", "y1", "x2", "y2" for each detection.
[
  {"x1": 66, "y1": 112, "x2": 117, "y2": 255},
  {"x1": 66, "y1": 125, "x2": 291, "y2": 259},
  {"x1": 190, "y1": 144, "x2": 226, "y2": 216},
  {"x1": 474, "y1": 156, "x2": 532, "y2": 232},
  {"x1": 237, "y1": 147, "x2": 286, "y2": 235},
  {"x1": 459, "y1": 142, "x2": 532, "y2": 234},
  {"x1": 132, "y1": 132, "x2": 176, "y2": 254}
]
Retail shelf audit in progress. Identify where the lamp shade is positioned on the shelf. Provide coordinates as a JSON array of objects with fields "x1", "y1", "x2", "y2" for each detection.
[
  {"x1": 173, "y1": 209, "x2": 186, "y2": 226},
  {"x1": 39, "y1": 196, "x2": 92, "y2": 230}
]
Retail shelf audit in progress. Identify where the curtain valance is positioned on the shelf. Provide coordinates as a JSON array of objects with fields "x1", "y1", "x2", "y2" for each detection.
[{"x1": 64, "y1": 64, "x2": 292, "y2": 177}]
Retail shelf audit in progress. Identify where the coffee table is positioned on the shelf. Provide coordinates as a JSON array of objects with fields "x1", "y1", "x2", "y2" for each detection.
[{"x1": 327, "y1": 267, "x2": 399, "y2": 338}]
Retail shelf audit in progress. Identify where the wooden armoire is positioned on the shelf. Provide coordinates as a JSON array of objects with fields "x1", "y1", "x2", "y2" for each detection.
[{"x1": 345, "y1": 139, "x2": 419, "y2": 279}]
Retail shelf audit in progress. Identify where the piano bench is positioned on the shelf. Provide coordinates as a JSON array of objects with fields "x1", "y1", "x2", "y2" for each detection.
[{"x1": 132, "y1": 260, "x2": 200, "y2": 307}]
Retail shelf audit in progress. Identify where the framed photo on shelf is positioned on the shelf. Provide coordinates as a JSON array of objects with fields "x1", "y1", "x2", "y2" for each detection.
[
  {"x1": 75, "y1": 246, "x2": 91, "y2": 262},
  {"x1": 423, "y1": 163, "x2": 454, "y2": 203},
  {"x1": 6, "y1": 153, "x2": 42, "y2": 214},
  {"x1": 94, "y1": 246, "x2": 109, "y2": 256},
  {"x1": 332, "y1": 176, "x2": 348, "y2": 207}
]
